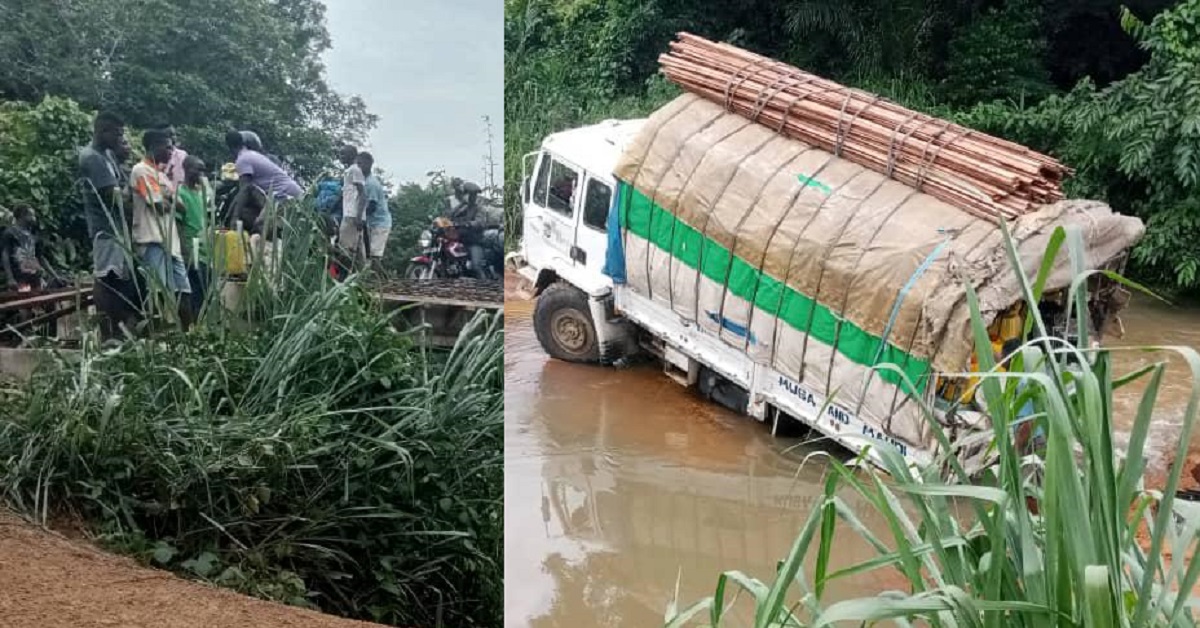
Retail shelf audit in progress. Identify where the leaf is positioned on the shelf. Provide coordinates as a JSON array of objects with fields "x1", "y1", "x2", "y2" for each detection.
[
  {"x1": 151, "y1": 542, "x2": 177, "y2": 565},
  {"x1": 182, "y1": 551, "x2": 219, "y2": 578}
]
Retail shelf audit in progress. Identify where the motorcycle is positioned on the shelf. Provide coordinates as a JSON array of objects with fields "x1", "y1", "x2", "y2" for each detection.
[{"x1": 407, "y1": 216, "x2": 503, "y2": 280}]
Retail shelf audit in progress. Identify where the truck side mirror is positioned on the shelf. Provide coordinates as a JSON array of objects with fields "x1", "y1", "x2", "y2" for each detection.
[{"x1": 521, "y1": 177, "x2": 530, "y2": 204}]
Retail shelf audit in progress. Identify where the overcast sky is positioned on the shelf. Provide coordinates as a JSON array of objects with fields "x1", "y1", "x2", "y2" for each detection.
[{"x1": 322, "y1": 0, "x2": 503, "y2": 186}]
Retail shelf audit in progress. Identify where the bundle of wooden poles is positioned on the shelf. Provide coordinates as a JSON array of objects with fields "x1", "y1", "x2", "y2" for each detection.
[{"x1": 659, "y1": 33, "x2": 1072, "y2": 223}]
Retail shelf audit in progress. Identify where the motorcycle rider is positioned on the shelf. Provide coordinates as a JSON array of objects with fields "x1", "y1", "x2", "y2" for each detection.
[{"x1": 447, "y1": 180, "x2": 488, "y2": 279}]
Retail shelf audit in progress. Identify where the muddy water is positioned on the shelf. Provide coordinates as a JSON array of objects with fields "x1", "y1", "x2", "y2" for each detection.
[
  {"x1": 505, "y1": 286, "x2": 1200, "y2": 627},
  {"x1": 505, "y1": 296, "x2": 898, "y2": 627},
  {"x1": 1108, "y1": 294, "x2": 1200, "y2": 471}
]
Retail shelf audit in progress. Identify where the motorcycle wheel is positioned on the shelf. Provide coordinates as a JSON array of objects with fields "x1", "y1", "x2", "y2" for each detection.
[{"x1": 405, "y1": 262, "x2": 435, "y2": 281}]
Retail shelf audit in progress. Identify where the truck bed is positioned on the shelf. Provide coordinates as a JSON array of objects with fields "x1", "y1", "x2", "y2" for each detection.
[{"x1": 613, "y1": 284, "x2": 932, "y2": 468}]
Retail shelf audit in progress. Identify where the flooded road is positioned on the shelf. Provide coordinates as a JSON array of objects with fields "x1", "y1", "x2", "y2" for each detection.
[
  {"x1": 1107, "y1": 294, "x2": 1200, "y2": 470},
  {"x1": 505, "y1": 279, "x2": 1200, "y2": 627}
]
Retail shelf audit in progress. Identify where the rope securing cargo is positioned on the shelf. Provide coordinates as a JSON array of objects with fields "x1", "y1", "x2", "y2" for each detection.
[{"x1": 659, "y1": 32, "x2": 1072, "y2": 224}]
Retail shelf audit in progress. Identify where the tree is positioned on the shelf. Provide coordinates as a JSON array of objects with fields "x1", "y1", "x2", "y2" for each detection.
[
  {"x1": 940, "y1": 0, "x2": 1053, "y2": 106},
  {"x1": 0, "y1": 96, "x2": 95, "y2": 269},
  {"x1": 1068, "y1": 0, "x2": 1200, "y2": 288},
  {"x1": 0, "y1": 0, "x2": 376, "y2": 181}
]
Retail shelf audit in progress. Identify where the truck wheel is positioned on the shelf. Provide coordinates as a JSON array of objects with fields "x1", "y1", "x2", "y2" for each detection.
[{"x1": 534, "y1": 282, "x2": 600, "y2": 363}]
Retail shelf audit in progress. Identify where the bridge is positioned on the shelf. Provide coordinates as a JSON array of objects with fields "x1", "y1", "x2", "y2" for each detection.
[
  {"x1": 0, "y1": 278, "x2": 502, "y2": 378},
  {"x1": 372, "y1": 277, "x2": 503, "y2": 347}
]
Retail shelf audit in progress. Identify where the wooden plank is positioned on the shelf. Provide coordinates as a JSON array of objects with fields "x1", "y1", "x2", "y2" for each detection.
[
  {"x1": 377, "y1": 293, "x2": 501, "y2": 309},
  {"x1": 0, "y1": 289, "x2": 93, "y2": 313},
  {"x1": 1, "y1": 303, "x2": 82, "y2": 333}
]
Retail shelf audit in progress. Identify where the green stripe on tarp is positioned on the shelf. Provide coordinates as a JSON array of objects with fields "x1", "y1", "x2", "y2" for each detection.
[{"x1": 618, "y1": 182, "x2": 929, "y2": 394}]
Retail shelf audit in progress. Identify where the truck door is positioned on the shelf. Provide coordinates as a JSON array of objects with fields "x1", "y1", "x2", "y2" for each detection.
[
  {"x1": 573, "y1": 176, "x2": 613, "y2": 277},
  {"x1": 524, "y1": 151, "x2": 581, "y2": 270}
]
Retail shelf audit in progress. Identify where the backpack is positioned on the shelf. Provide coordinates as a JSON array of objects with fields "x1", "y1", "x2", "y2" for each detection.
[{"x1": 315, "y1": 178, "x2": 343, "y2": 216}]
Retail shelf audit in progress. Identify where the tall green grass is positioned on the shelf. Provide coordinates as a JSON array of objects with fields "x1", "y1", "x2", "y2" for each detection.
[
  {"x1": 665, "y1": 225, "x2": 1200, "y2": 627},
  {"x1": 0, "y1": 196, "x2": 503, "y2": 627}
]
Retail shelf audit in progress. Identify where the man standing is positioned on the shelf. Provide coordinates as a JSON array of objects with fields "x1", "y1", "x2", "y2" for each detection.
[
  {"x1": 79, "y1": 111, "x2": 139, "y2": 340},
  {"x1": 131, "y1": 129, "x2": 191, "y2": 328},
  {"x1": 158, "y1": 124, "x2": 188, "y2": 191},
  {"x1": 176, "y1": 155, "x2": 213, "y2": 314},
  {"x1": 358, "y1": 153, "x2": 391, "y2": 268},
  {"x1": 338, "y1": 144, "x2": 367, "y2": 262},
  {"x1": 1, "y1": 205, "x2": 44, "y2": 292}
]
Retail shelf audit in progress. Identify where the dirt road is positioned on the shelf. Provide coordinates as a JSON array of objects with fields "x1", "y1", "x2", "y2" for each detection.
[{"x1": 0, "y1": 511, "x2": 384, "y2": 628}]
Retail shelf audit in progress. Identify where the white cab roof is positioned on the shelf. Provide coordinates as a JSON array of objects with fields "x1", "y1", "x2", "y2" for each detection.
[{"x1": 541, "y1": 118, "x2": 646, "y2": 179}]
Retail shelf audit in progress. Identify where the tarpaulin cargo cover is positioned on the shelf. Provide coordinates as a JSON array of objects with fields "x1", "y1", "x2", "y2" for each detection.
[{"x1": 610, "y1": 93, "x2": 1144, "y2": 449}]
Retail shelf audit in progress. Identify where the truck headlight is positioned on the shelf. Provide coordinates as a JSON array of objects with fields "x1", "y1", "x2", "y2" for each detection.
[{"x1": 418, "y1": 230, "x2": 433, "y2": 248}]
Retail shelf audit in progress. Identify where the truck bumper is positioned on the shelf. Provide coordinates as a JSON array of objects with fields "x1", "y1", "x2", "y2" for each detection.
[{"x1": 504, "y1": 251, "x2": 538, "y2": 284}]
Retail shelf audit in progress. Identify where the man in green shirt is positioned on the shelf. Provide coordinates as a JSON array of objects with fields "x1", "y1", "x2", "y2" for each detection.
[{"x1": 176, "y1": 155, "x2": 213, "y2": 315}]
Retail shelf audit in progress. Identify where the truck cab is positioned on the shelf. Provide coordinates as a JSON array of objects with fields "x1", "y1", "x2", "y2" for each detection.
[{"x1": 511, "y1": 119, "x2": 646, "y2": 364}]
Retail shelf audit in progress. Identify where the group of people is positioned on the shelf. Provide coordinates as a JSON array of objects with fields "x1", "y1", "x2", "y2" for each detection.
[
  {"x1": 317, "y1": 144, "x2": 391, "y2": 271},
  {"x1": 79, "y1": 113, "x2": 224, "y2": 338},
  {"x1": 72, "y1": 110, "x2": 401, "y2": 339},
  {"x1": 2, "y1": 107, "x2": 421, "y2": 340}
]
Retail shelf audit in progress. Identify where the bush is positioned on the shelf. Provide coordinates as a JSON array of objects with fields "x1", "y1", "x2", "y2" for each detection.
[{"x1": 0, "y1": 96, "x2": 93, "y2": 269}]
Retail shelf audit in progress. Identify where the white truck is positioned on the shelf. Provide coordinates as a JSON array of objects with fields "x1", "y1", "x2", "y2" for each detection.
[{"x1": 509, "y1": 93, "x2": 1143, "y2": 469}]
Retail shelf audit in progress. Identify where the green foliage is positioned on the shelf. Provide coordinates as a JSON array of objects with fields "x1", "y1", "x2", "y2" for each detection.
[
  {"x1": 940, "y1": 0, "x2": 1054, "y2": 106},
  {"x1": 0, "y1": 207, "x2": 503, "y2": 627},
  {"x1": 504, "y1": 0, "x2": 681, "y2": 246},
  {"x1": 960, "y1": 0, "x2": 1200, "y2": 290},
  {"x1": 665, "y1": 228, "x2": 1200, "y2": 627},
  {"x1": 505, "y1": 0, "x2": 1200, "y2": 292},
  {"x1": 781, "y1": 0, "x2": 945, "y2": 77},
  {"x1": 0, "y1": 96, "x2": 93, "y2": 268},
  {"x1": 0, "y1": 0, "x2": 376, "y2": 181},
  {"x1": 1074, "y1": 1, "x2": 1200, "y2": 288}
]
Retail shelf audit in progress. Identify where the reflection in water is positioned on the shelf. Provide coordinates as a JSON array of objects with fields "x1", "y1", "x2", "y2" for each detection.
[{"x1": 505, "y1": 287, "x2": 1200, "y2": 627}]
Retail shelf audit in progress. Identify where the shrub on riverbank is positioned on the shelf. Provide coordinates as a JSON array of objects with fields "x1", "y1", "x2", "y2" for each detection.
[{"x1": 666, "y1": 227, "x2": 1200, "y2": 627}]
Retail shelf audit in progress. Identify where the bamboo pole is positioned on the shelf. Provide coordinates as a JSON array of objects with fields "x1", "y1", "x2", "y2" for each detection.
[{"x1": 658, "y1": 33, "x2": 1071, "y2": 222}]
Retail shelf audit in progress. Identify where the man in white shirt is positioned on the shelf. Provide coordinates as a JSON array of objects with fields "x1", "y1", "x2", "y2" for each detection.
[
  {"x1": 130, "y1": 129, "x2": 192, "y2": 327},
  {"x1": 337, "y1": 144, "x2": 367, "y2": 260}
]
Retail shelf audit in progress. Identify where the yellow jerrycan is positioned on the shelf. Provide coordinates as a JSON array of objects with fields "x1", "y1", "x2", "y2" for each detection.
[{"x1": 212, "y1": 222, "x2": 249, "y2": 277}]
